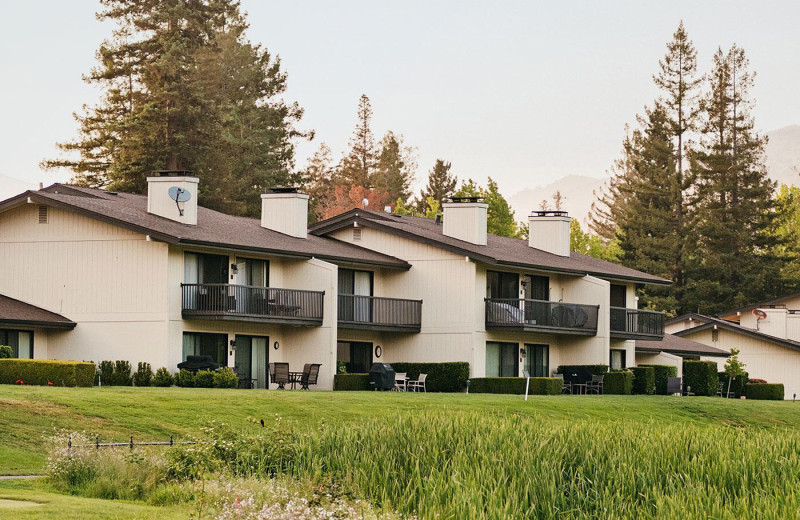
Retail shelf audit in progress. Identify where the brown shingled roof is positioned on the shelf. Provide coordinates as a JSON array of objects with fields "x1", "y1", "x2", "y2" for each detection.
[
  {"x1": 0, "y1": 294, "x2": 76, "y2": 329},
  {"x1": 0, "y1": 185, "x2": 409, "y2": 270},
  {"x1": 311, "y1": 209, "x2": 670, "y2": 284},
  {"x1": 636, "y1": 333, "x2": 729, "y2": 357}
]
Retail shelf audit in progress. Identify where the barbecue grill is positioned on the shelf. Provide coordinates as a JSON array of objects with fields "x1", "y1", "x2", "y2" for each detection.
[{"x1": 369, "y1": 363, "x2": 396, "y2": 390}]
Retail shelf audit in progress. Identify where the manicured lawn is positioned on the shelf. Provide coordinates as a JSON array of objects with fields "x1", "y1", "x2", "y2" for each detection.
[{"x1": 0, "y1": 386, "x2": 797, "y2": 476}]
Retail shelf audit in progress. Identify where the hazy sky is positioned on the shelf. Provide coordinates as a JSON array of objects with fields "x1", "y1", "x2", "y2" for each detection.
[{"x1": 1, "y1": 1, "x2": 798, "y2": 195}]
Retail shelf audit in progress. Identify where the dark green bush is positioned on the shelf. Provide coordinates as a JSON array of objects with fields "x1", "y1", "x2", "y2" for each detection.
[
  {"x1": 389, "y1": 362, "x2": 469, "y2": 392},
  {"x1": 213, "y1": 367, "x2": 238, "y2": 388},
  {"x1": 334, "y1": 373, "x2": 370, "y2": 391},
  {"x1": 133, "y1": 362, "x2": 153, "y2": 387},
  {"x1": 194, "y1": 370, "x2": 215, "y2": 388},
  {"x1": 152, "y1": 367, "x2": 173, "y2": 387},
  {"x1": 0, "y1": 346, "x2": 12, "y2": 359},
  {"x1": 630, "y1": 366, "x2": 655, "y2": 395},
  {"x1": 556, "y1": 365, "x2": 609, "y2": 376},
  {"x1": 98, "y1": 360, "x2": 114, "y2": 386},
  {"x1": 746, "y1": 383, "x2": 784, "y2": 400},
  {"x1": 468, "y1": 377, "x2": 562, "y2": 395},
  {"x1": 718, "y1": 371, "x2": 749, "y2": 398},
  {"x1": 0, "y1": 359, "x2": 95, "y2": 387},
  {"x1": 175, "y1": 369, "x2": 195, "y2": 388},
  {"x1": 639, "y1": 364, "x2": 678, "y2": 395},
  {"x1": 112, "y1": 360, "x2": 132, "y2": 386},
  {"x1": 604, "y1": 370, "x2": 633, "y2": 395},
  {"x1": 683, "y1": 361, "x2": 719, "y2": 397}
]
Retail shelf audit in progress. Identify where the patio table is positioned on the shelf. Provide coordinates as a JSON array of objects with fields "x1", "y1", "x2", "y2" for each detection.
[
  {"x1": 288, "y1": 371, "x2": 303, "y2": 390},
  {"x1": 571, "y1": 383, "x2": 587, "y2": 395}
]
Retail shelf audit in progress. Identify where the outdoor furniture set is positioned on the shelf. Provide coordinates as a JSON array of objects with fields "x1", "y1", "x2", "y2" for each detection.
[{"x1": 268, "y1": 362, "x2": 321, "y2": 390}]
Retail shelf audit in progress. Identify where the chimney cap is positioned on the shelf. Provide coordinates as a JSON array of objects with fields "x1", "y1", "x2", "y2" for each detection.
[
  {"x1": 266, "y1": 186, "x2": 301, "y2": 194},
  {"x1": 154, "y1": 170, "x2": 194, "y2": 177},
  {"x1": 530, "y1": 210, "x2": 569, "y2": 218},
  {"x1": 448, "y1": 196, "x2": 485, "y2": 204}
]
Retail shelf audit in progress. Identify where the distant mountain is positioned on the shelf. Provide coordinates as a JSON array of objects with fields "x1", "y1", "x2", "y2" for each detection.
[
  {"x1": 0, "y1": 174, "x2": 36, "y2": 201},
  {"x1": 765, "y1": 125, "x2": 800, "y2": 187}
]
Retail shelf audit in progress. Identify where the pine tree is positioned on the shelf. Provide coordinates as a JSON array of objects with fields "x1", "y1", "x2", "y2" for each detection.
[
  {"x1": 686, "y1": 45, "x2": 781, "y2": 313},
  {"x1": 419, "y1": 159, "x2": 457, "y2": 210},
  {"x1": 454, "y1": 178, "x2": 520, "y2": 237},
  {"x1": 338, "y1": 94, "x2": 377, "y2": 188},
  {"x1": 302, "y1": 142, "x2": 335, "y2": 223},
  {"x1": 373, "y1": 131, "x2": 416, "y2": 204}
]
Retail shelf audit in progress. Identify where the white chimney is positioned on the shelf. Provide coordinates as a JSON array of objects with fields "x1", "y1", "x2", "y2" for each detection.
[
  {"x1": 146, "y1": 171, "x2": 199, "y2": 225},
  {"x1": 442, "y1": 198, "x2": 488, "y2": 246},
  {"x1": 528, "y1": 211, "x2": 571, "y2": 256},
  {"x1": 260, "y1": 188, "x2": 309, "y2": 238}
]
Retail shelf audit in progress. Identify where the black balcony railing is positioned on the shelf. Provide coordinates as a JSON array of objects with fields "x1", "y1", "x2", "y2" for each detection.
[
  {"x1": 610, "y1": 307, "x2": 664, "y2": 339},
  {"x1": 181, "y1": 283, "x2": 324, "y2": 325},
  {"x1": 485, "y1": 298, "x2": 599, "y2": 336},
  {"x1": 338, "y1": 294, "x2": 422, "y2": 332}
]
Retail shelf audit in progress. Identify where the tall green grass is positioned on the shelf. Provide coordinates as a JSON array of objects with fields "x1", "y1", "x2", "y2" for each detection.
[{"x1": 294, "y1": 411, "x2": 800, "y2": 519}]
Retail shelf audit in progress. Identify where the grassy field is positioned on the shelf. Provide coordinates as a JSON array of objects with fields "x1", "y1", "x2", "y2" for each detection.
[{"x1": 1, "y1": 387, "x2": 800, "y2": 518}]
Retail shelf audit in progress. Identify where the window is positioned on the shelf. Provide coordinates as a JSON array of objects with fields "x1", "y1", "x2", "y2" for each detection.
[
  {"x1": 486, "y1": 271, "x2": 519, "y2": 300},
  {"x1": 610, "y1": 349, "x2": 626, "y2": 370},
  {"x1": 337, "y1": 341, "x2": 372, "y2": 373},
  {"x1": 353, "y1": 228, "x2": 362, "y2": 241},
  {"x1": 525, "y1": 344, "x2": 549, "y2": 377},
  {"x1": 0, "y1": 330, "x2": 33, "y2": 358},
  {"x1": 184, "y1": 252, "x2": 229, "y2": 284},
  {"x1": 486, "y1": 342, "x2": 518, "y2": 377},
  {"x1": 182, "y1": 332, "x2": 227, "y2": 366},
  {"x1": 338, "y1": 268, "x2": 373, "y2": 322},
  {"x1": 610, "y1": 284, "x2": 627, "y2": 308},
  {"x1": 38, "y1": 205, "x2": 48, "y2": 224},
  {"x1": 235, "y1": 257, "x2": 269, "y2": 287},
  {"x1": 523, "y1": 275, "x2": 549, "y2": 301}
]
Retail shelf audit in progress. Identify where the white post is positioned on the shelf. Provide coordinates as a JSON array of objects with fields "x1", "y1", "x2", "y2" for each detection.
[{"x1": 524, "y1": 370, "x2": 530, "y2": 402}]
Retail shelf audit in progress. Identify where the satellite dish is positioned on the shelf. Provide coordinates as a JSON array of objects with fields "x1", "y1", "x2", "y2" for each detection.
[
  {"x1": 753, "y1": 309, "x2": 767, "y2": 320},
  {"x1": 168, "y1": 186, "x2": 191, "y2": 203},
  {"x1": 361, "y1": 198, "x2": 369, "y2": 208}
]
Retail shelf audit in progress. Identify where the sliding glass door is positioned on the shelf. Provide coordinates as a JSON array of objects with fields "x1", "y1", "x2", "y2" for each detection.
[
  {"x1": 339, "y1": 269, "x2": 373, "y2": 323},
  {"x1": 337, "y1": 341, "x2": 373, "y2": 373},
  {"x1": 234, "y1": 335, "x2": 269, "y2": 389},
  {"x1": 0, "y1": 330, "x2": 32, "y2": 358},
  {"x1": 524, "y1": 344, "x2": 549, "y2": 377},
  {"x1": 182, "y1": 332, "x2": 227, "y2": 366},
  {"x1": 485, "y1": 342, "x2": 518, "y2": 377}
]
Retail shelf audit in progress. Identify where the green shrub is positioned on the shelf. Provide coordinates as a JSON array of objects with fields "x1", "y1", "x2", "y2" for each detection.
[
  {"x1": 604, "y1": 370, "x2": 633, "y2": 395},
  {"x1": 174, "y1": 369, "x2": 195, "y2": 388},
  {"x1": 556, "y1": 365, "x2": 609, "y2": 376},
  {"x1": 0, "y1": 345, "x2": 12, "y2": 359},
  {"x1": 683, "y1": 361, "x2": 719, "y2": 397},
  {"x1": 194, "y1": 370, "x2": 215, "y2": 388},
  {"x1": 334, "y1": 373, "x2": 370, "y2": 391},
  {"x1": 468, "y1": 377, "x2": 562, "y2": 395},
  {"x1": 133, "y1": 362, "x2": 153, "y2": 387},
  {"x1": 152, "y1": 367, "x2": 173, "y2": 387},
  {"x1": 639, "y1": 364, "x2": 678, "y2": 395},
  {"x1": 746, "y1": 383, "x2": 784, "y2": 400},
  {"x1": 0, "y1": 359, "x2": 95, "y2": 387},
  {"x1": 336, "y1": 361, "x2": 347, "y2": 374},
  {"x1": 389, "y1": 362, "x2": 469, "y2": 392},
  {"x1": 98, "y1": 360, "x2": 114, "y2": 386},
  {"x1": 719, "y1": 371, "x2": 749, "y2": 398},
  {"x1": 112, "y1": 360, "x2": 132, "y2": 386},
  {"x1": 630, "y1": 366, "x2": 655, "y2": 395},
  {"x1": 213, "y1": 367, "x2": 238, "y2": 389}
]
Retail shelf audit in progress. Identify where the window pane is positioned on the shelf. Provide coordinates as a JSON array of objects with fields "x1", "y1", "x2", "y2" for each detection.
[
  {"x1": 500, "y1": 344, "x2": 517, "y2": 377},
  {"x1": 235, "y1": 336, "x2": 252, "y2": 381},
  {"x1": 485, "y1": 342, "x2": 500, "y2": 377},
  {"x1": 17, "y1": 332, "x2": 32, "y2": 359}
]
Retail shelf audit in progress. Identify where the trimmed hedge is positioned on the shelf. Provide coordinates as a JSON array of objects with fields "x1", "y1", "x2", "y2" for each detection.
[
  {"x1": 152, "y1": 367, "x2": 174, "y2": 387},
  {"x1": 630, "y1": 366, "x2": 655, "y2": 395},
  {"x1": 213, "y1": 367, "x2": 238, "y2": 388},
  {"x1": 468, "y1": 377, "x2": 562, "y2": 395},
  {"x1": 639, "y1": 364, "x2": 678, "y2": 395},
  {"x1": 194, "y1": 370, "x2": 215, "y2": 388},
  {"x1": 133, "y1": 362, "x2": 153, "y2": 387},
  {"x1": 175, "y1": 369, "x2": 195, "y2": 388},
  {"x1": 389, "y1": 362, "x2": 469, "y2": 392},
  {"x1": 604, "y1": 370, "x2": 633, "y2": 395},
  {"x1": 718, "y1": 372, "x2": 749, "y2": 398},
  {"x1": 334, "y1": 373, "x2": 370, "y2": 391},
  {"x1": 112, "y1": 360, "x2": 132, "y2": 386},
  {"x1": 0, "y1": 359, "x2": 95, "y2": 387},
  {"x1": 557, "y1": 365, "x2": 609, "y2": 376},
  {"x1": 683, "y1": 361, "x2": 719, "y2": 397},
  {"x1": 746, "y1": 383, "x2": 784, "y2": 400},
  {"x1": 98, "y1": 360, "x2": 114, "y2": 386},
  {"x1": 0, "y1": 346, "x2": 12, "y2": 358}
]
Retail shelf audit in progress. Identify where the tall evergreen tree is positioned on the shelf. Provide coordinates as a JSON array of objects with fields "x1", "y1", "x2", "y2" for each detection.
[
  {"x1": 43, "y1": 0, "x2": 305, "y2": 216},
  {"x1": 419, "y1": 159, "x2": 457, "y2": 210},
  {"x1": 373, "y1": 131, "x2": 416, "y2": 203},
  {"x1": 338, "y1": 94, "x2": 376, "y2": 188},
  {"x1": 686, "y1": 45, "x2": 781, "y2": 313},
  {"x1": 302, "y1": 142, "x2": 335, "y2": 223},
  {"x1": 454, "y1": 178, "x2": 520, "y2": 237}
]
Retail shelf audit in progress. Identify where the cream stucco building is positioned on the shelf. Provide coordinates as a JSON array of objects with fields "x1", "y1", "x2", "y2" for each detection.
[{"x1": 0, "y1": 175, "x2": 670, "y2": 389}]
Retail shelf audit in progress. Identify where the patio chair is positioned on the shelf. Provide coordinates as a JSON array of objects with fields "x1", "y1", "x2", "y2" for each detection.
[
  {"x1": 666, "y1": 377, "x2": 682, "y2": 396},
  {"x1": 393, "y1": 372, "x2": 407, "y2": 391},
  {"x1": 554, "y1": 373, "x2": 572, "y2": 394},
  {"x1": 407, "y1": 373, "x2": 427, "y2": 392},
  {"x1": 272, "y1": 362, "x2": 290, "y2": 389},
  {"x1": 299, "y1": 363, "x2": 321, "y2": 390},
  {"x1": 587, "y1": 374, "x2": 604, "y2": 395}
]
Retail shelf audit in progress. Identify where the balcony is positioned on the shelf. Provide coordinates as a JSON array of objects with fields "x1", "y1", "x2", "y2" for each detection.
[
  {"x1": 181, "y1": 283, "x2": 324, "y2": 326},
  {"x1": 338, "y1": 294, "x2": 422, "y2": 332},
  {"x1": 485, "y1": 298, "x2": 599, "y2": 336},
  {"x1": 610, "y1": 307, "x2": 664, "y2": 340}
]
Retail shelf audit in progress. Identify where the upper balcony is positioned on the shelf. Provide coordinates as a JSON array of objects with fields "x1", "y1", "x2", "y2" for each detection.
[
  {"x1": 610, "y1": 307, "x2": 664, "y2": 340},
  {"x1": 485, "y1": 298, "x2": 599, "y2": 336},
  {"x1": 338, "y1": 294, "x2": 422, "y2": 332},
  {"x1": 181, "y1": 283, "x2": 324, "y2": 326}
]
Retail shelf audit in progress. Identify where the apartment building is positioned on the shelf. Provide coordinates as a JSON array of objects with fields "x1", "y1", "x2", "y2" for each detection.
[{"x1": 0, "y1": 176, "x2": 669, "y2": 389}]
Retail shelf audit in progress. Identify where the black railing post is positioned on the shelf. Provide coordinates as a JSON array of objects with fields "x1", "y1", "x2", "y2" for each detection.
[{"x1": 130, "y1": 436, "x2": 134, "y2": 452}]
